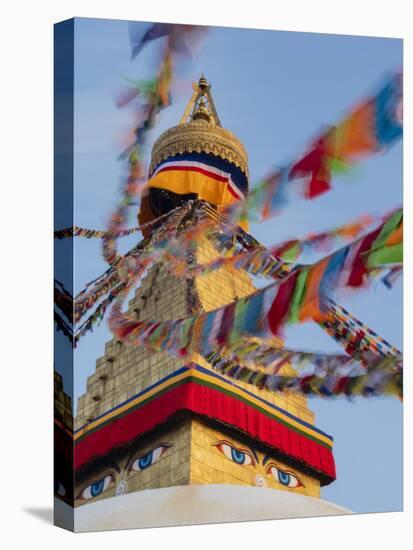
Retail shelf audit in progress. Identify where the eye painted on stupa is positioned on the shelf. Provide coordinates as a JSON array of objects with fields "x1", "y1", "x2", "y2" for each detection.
[
  {"x1": 54, "y1": 480, "x2": 66, "y2": 497},
  {"x1": 214, "y1": 440, "x2": 256, "y2": 466},
  {"x1": 129, "y1": 443, "x2": 171, "y2": 472},
  {"x1": 79, "y1": 474, "x2": 115, "y2": 500},
  {"x1": 266, "y1": 463, "x2": 304, "y2": 488}
]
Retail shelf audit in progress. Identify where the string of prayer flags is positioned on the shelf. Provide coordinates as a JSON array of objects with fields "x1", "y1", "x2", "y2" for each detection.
[
  {"x1": 58, "y1": 201, "x2": 402, "y2": 350},
  {"x1": 279, "y1": 209, "x2": 403, "y2": 330},
  {"x1": 108, "y1": 209, "x2": 402, "y2": 361},
  {"x1": 54, "y1": 225, "x2": 140, "y2": 240},
  {"x1": 244, "y1": 72, "x2": 402, "y2": 223},
  {"x1": 54, "y1": 280, "x2": 74, "y2": 324},
  {"x1": 55, "y1": 205, "x2": 400, "y2": 314},
  {"x1": 163, "y1": 206, "x2": 394, "y2": 283},
  {"x1": 71, "y1": 205, "x2": 196, "y2": 336},
  {"x1": 206, "y1": 351, "x2": 402, "y2": 399},
  {"x1": 322, "y1": 299, "x2": 402, "y2": 358},
  {"x1": 290, "y1": 73, "x2": 403, "y2": 197},
  {"x1": 74, "y1": 283, "x2": 127, "y2": 346},
  {"x1": 54, "y1": 203, "x2": 187, "y2": 240},
  {"x1": 103, "y1": 40, "x2": 177, "y2": 271},
  {"x1": 271, "y1": 214, "x2": 375, "y2": 261},
  {"x1": 54, "y1": 311, "x2": 73, "y2": 342},
  {"x1": 103, "y1": 24, "x2": 204, "y2": 275},
  {"x1": 222, "y1": 331, "x2": 401, "y2": 375}
]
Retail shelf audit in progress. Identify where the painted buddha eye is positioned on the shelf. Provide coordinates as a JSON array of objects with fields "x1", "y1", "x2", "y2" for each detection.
[
  {"x1": 214, "y1": 441, "x2": 255, "y2": 466},
  {"x1": 267, "y1": 464, "x2": 303, "y2": 488},
  {"x1": 54, "y1": 481, "x2": 66, "y2": 497},
  {"x1": 130, "y1": 444, "x2": 170, "y2": 472},
  {"x1": 80, "y1": 474, "x2": 114, "y2": 500}
]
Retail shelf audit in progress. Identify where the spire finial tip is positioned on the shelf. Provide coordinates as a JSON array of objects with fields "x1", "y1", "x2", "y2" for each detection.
[{"x1": 198, "y1": 74, "x2": 208, "y2": 89}]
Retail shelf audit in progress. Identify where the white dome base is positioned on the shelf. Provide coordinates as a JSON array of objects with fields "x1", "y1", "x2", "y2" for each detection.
[{"x1": 55, "y1": 484, "x2": 352, "y2": 532}]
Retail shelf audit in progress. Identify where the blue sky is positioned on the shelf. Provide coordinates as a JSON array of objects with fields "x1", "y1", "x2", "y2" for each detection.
[{"x1": 55, "y1": 17, "x2": 402, "y2": 514}]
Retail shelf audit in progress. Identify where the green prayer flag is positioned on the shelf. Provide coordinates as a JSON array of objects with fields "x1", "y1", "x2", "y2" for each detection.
[
  {"x1": 372, "y1": 210, "x2": 402, "y2": 252},
  {"x1": 367, "y1": 243, "x2": 403, "y2": 267},
  {"x1": 281, "y1": 243, "x2": 301, "y2": 262},
  {"x1": 288, "y1": 269, "x2": 309, "y2": 323}
]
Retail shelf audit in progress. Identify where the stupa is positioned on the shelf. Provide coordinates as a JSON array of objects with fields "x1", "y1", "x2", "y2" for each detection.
[{"x1": 66, "y1": 76, "x2": 347, "y2": 530}]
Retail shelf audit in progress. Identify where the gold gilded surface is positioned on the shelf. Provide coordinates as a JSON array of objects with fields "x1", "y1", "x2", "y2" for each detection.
[
  {"x1": 71, "y1": 77, "x2": 330, "y2": 511},
  {"x1": 74, "y1": 420, "x2": 192, "y2": 507},
  {"x1": 149, "y1": 120, "x2": 249, "y2": 177},
  {"x1": 190, "y1": 420, "x2": 321, "y2": 498},
  {"x1": 73, "y1": 416, "x2": 320, "y2": 508},
  {"x1": 194, "y1": 236, "x2": 315, "y2": 423},
  {"x1": 74, "y1": 218, "x2": 323, "y2": 506}
]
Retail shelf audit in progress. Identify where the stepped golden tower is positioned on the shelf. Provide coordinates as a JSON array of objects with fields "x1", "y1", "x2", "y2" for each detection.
[{"x1": 72, "y1": 77, "x2": 336, "y2": 517}]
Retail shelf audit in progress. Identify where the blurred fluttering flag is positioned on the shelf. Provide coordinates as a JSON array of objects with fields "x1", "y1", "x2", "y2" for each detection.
[
  {"x1": 129, "y1": 22, "x2": 175, "y2": 59},
  {"x1": 129, "y1": 22, "x2": 207, "y2": 60}
]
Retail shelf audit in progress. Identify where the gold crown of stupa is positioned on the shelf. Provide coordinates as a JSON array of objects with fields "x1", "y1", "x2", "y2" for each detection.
[{"x1": 149, "y1": 75, "x2": 249, "y2": 177}]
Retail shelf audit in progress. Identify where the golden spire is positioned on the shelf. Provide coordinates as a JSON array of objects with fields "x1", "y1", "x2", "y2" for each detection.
[
  {"x1": 192, "y1": 96, "x2": 211, "y2": 122},
  {"x1": 149, "y1": 74, "x2": 249, "y2": 177},
  {"x1": 178, "y1": 74, "x2": 221, "y2": 127},
  {"x1": 198, "y1": 73, "x2": 208, "y2": 89}
]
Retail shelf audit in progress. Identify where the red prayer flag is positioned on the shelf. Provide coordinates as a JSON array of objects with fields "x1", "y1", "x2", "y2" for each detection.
[
  {"x1": 267, "y1": 272, "x2": 299, "y2": 335},
  {"x1": 289, "y1": 137, "x2": 331, "y2": 198}
]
